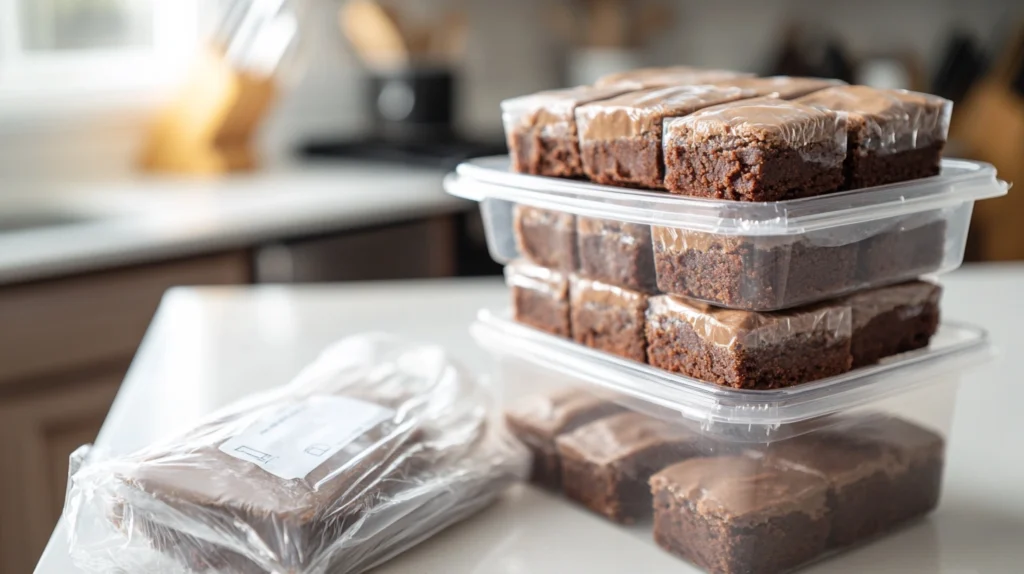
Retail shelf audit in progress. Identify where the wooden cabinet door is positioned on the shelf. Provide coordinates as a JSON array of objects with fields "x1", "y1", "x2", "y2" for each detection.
[
  {"x1": 0, "y1": 363, "x2": 124, "y2": 574},
  {"x1": 0, "y1": 250, "x2": 251, "y2": 572}
]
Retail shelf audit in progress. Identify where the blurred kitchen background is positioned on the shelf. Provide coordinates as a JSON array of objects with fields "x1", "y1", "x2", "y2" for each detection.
[{"x1": 0, "y1": 0, "x2": 1023, "y2": 571}]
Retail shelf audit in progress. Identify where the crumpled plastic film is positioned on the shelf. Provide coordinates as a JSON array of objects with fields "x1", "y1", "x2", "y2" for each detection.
[{"x1": 65, "y1": 333, "x2": 529, "y2": 574}]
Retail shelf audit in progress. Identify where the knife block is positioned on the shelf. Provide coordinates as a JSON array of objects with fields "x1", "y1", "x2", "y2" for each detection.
[{"x1": 138, "y1": 46, "x2": 277, "y2": 175}]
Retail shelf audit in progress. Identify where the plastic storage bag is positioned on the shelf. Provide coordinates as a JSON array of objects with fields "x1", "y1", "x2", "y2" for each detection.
[{"x1": 64, "y1": 333, "x2": 529, "y2": 574}]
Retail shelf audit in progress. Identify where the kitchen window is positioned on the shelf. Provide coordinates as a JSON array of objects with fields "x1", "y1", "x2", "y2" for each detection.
[{"x1": 0, "y1": 0, "x2": 202, "y2": 116}]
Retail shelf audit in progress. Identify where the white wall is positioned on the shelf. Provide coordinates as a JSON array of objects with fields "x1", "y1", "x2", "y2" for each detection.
[{"x1": 0, "y1": 0, "x2": 1018, "y2": 183}]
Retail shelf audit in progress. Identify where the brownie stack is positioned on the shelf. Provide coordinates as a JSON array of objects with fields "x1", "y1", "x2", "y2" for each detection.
[
  {"x1": 503, "y1": 66, "x2": 949, "y2": 390},
  {"x1": 504, "y1": 389, "x2": 946, "y2": 574},
  {"x1": 491, "y1": 66, "x2": 971, "y2": 573}
]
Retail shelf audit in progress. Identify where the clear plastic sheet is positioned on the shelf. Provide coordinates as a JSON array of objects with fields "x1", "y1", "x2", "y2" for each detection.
[
  {"x1": 662, "y1": 97, "x2": 849, "y2": 166},
  {"x1": 570, "y1": 275, "x2": 646, "y2": 308},
  {"x1": 797, "y1": 85, "x2": 952, "y2": 154},
  {"x1": 845, "y1": 280, "x2": 941, "y2": 330},
  {"x1": 575, "y1": 86, "x2": 751, "y2": 141},
  {"x1": 593, "y1": 66, "x2": 751, "y2": 90},
  {"x1": 500, "y1": 85, "x2": 629, "y2": 140},
  {"x1": 645, "y1": 295, "x2": 852, "y2": 350},
  {"x1": 575, "y1": 85, "x2": 755, "y2": 188},
  {"x1": 65, "y1": 333, "x2": 529, "y2": 574},
  {"x1": 708, "y1": 76, "x2": 848, "y2": 99}
]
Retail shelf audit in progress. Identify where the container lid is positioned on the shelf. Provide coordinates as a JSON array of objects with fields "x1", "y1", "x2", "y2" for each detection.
[
  {"x1": 447, "y1": 156, "x2": 1008, "y2": 235},
  {"x1": 472, "y1": 309, "x2": 991, "y2": 427}
]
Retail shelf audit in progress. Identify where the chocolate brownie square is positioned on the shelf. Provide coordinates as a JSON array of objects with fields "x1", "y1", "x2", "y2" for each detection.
[
  {"x1": 114, "y1": 404, "x2": 420, "y2": 572},
  {"x1": 504, "y1": 389, "x2": 626, "y2": 488},
  {"x1": 797, "y1": 85, "x2": 952, "y2": 189},
  {"x1": 570, "y1": 275, "x2": 649, "y2": 363},
  {"x1": 557, "y1": 412, "x2": 701, "y2": 523},
  {"x1": 645, "y1": 295, "x2": 853, "y2": 389},
  {"x1": 663, "y1": 97, "x2": 847, "y2": 201},
  {"x1": 841, "y1": 417, "x2": 945, "y2": 530},
  {"x1": 651, "y1": 226, "x2": 859, "y2": 311},
  {"x1": 576, "y1": 85, "x2": 751, "y2": 189},
  {"x1": 766, "y1": 416, "x2": 945, "y2": 548},
  {"x1": 502, "y1": 85, "x2": 631, "y2": 177},
  {"x1": 846, "y1": 281, "x2": 941, "y2": 367},
  {"x1": 710, "y1": 75, "x2": 847, "y2": 99},
  {"x1": 505, "y1": 261, "x2": 571, "y2": 337},
  {"x1": 594, "y1": 66, "x2": 751, "y2": 90},
  {"x1": 650, "y1": 455, "x2": 831, "y2": 574},
  {"x1": 577, "y1": 217, "x2": 657, "y2": 292},
  {"x1": 513, "y1": 204, "x2": 577, "y2": 272},
  {"x1": 857, "y1": 213, "x2": 948, "y2": 283}
]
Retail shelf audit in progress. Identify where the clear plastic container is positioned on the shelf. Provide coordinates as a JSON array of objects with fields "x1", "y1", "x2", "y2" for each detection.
[
  {"x1": 445, "y1": 156, "x2": 1008, "y2": 311},
  {"x1": 474, "y1": 309, "x2": 992, "y2": 573}
]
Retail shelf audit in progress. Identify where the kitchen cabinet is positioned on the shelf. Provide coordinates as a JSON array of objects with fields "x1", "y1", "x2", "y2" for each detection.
[{"x1": 0, "y1": 252, "x2": 251, "y2": 574}]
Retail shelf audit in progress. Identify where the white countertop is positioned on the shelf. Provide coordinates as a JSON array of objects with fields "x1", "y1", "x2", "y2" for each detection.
[
  {"x1": 0, "y1": 161, "x2": 463, "y2": 284},
  {"x1": 36, "y1": 265, "x2": 1024, "y2": 573}
]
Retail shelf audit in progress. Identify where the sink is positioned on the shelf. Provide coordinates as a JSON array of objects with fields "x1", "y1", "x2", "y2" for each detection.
[{"x1": 0, "y1": 211, "x2": 97, "y2": 233}]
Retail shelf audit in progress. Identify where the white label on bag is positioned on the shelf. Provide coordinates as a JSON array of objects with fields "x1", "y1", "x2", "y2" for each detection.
[{"x1": 218, "y1": 395, "x2": 394, "y2": 480}]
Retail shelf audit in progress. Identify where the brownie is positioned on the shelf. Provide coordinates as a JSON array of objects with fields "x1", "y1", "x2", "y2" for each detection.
[
  {"x1": 570, "y1": 275, "x2": 649, "y2": 363},
  {"x1": 857, "y1": 213, "x2": 948, "y2": 282},
  {"x1": 504, "y1": 389, "x2": 626, "y2": 488},
  {"x1": 846, "y1": 281, "x2": 941, "y2": 367},
  {"x1": 513, "y1": 204, "x2": 577, "y2": 271},
  {"x1": 594, "y1": 66, "x2": 751, "y2": 90},
  {"x1": 765, "y1": 416, "x2": 945, "y2": 548},
  {"x1": 650, "y1": 454, "x2": 831, "y2": 574},
  {"x1": 710, "y1": 75, "x2": 847, "y2": 99},
  {"x1": 645, "y1": 295, "x2": 853, "y2": 389},
  {"x1": 576, "y1": 85, "x2": 752, "y2": 189},
  {"x1": 663, "y1": 97, "x2": 847, "y2": 201},
  {"x1": 577, "y1": 216, "x2": 657, "y2": 292},
  {"x1": 501, "y1": 85, "x2": 631, "y2": 177},
  {"x1": 838, "y1": 417, "x2": 945, "y2": 530},
  {"x1": 797, "y1": 85, "x2": 952, "y2": 189},
  {"x1": 557, "y1": 412, "x2": 701, "y2": 523},
  {"x1": 651, "y1": 226, "x2": 859, "y2": 311},
  {"x1": 505, "y1": 261, "x2": 571, "y2": 337},
  {"x1": 114, "y1": 405, "x2": 421, "y2": 572}
]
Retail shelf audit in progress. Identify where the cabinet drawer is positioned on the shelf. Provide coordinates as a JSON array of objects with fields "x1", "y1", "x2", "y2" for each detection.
[{"x1": 0, "y1": 252, "x2": 250, "y2": 388}]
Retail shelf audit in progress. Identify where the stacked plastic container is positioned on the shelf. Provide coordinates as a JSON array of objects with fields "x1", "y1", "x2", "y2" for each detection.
[{"x1": 444, "y1": 70, "x2": 1008, "y2": 574}]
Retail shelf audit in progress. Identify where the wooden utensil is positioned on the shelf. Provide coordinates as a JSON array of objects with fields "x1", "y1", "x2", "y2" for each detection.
[{"x1": 339, "y1": 0, "x2": 408, "y2": 67}]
